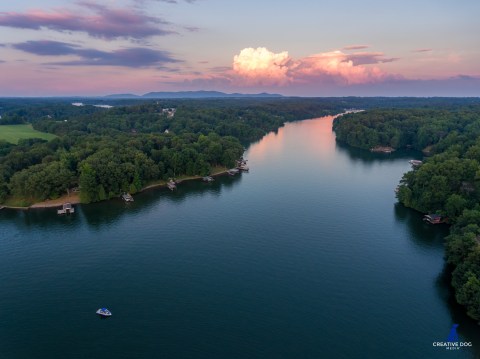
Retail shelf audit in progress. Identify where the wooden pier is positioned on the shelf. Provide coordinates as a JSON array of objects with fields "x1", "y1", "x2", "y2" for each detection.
[
  {"x1": 370, "y1": 146, "x2": 394, "y2": 154},
  {"x1": 409, "y1": 160, "x2": 423, "y2": 167},
  {"x1": 227, "y1": 168, "x2": 240, "y2": 176}
]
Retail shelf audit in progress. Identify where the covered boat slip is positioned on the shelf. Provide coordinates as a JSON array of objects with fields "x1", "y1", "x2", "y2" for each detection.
[
  {"x1": 121, "y1": 193, "x2": 134, "y2": 202},
  {"x1": 423, "y1": 214, "x2": 446, "y2": 224},
  {"x1": 57, "y1": 203, "x2": 74, "y2": 215}
]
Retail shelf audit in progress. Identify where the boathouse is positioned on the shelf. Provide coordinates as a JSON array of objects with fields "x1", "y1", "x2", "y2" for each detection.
[
  {"x1": 121, "y1": 193, "x2": 134, "y2": 202},
  {"x1": 423, "y1": 214, "x2": 445, "y2": 224},
  {"x1": 409, "y1": 160, "x2": 423, "y2": 167},
  {"x1": 167, "y1": 180, "x2": 177, "y2": 191}
]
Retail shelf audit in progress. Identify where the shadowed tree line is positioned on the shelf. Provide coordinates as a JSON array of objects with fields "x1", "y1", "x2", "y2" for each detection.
[{"x1": 334, "y1": 105, "x2": 480, "y2": 321}]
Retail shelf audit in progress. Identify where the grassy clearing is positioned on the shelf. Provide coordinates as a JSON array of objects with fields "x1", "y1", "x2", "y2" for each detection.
[
  {"x1": 2, "y1": 197, "x2": 34, "y2": 208},
  {"x1": 0, "y1": 124, "x2": 56, "y2": 144}
]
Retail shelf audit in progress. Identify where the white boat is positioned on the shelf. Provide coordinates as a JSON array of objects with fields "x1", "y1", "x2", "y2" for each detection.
[{"x1": 96, "y1": 308, "x2": 112, "y2": 317}]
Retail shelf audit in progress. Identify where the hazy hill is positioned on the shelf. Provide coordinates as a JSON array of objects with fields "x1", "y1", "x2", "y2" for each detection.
[{"x1": 105, "y1": 91, "x2": 283, "y2": 99}]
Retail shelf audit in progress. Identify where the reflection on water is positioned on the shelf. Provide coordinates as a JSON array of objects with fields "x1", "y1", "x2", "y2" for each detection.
[
  {"x1": 0, "y1": 173, "x2": 243, "y2": 230},
  {"x1": 335, "y1": 141, "x2": 423, "y2": 165},
  {"x1": 248, "y1": 116, "x2": 338, "y2": 166},
  {"x1": 393, "y1": 203, "x2": 449, "y2": 250}
]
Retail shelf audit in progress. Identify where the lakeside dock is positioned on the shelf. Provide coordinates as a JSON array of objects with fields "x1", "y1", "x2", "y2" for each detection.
[
  {"x1": 423, "y1": 214, "x2": 447, "y2": 224},
  {"x1": 370, "y1": 146, "x2": 395, "y2": 153},
  {"x1": 236, "y1": 158, "x2": 249, "y2": 171},
  {"x1": 121, "y1": 193, "x2": 134, "y2": 202},
  {"x1": 1, "y1": 160, "x2": 249, "y2": 211},
  {"x1": 167, "y1": 180, "x2": 177, "y2": 191},
  {"x1": 409, "y1": 159, "x2": 423, "y2": 167},
  {"x1": 57, "y1": 203, "x2": 74, "y2": 215}
]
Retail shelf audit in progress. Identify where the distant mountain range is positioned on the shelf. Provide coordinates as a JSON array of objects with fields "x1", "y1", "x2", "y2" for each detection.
[{"x1": 105, "y1": 91, "x2": 283, "y2": 99}]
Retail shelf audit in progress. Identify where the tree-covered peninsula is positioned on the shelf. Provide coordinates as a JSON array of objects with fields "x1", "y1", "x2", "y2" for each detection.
[
  {"x1": 334, "y1": 105, "x2": 480, "y2": 321},
  {"x1": 0, "y1": 98, "x2": 342, "y2": 206}
]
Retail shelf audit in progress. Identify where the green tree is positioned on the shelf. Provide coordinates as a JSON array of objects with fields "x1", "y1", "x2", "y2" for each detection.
[{"x1": 79, "y1": 163, "x2": 98, "y2": 203}]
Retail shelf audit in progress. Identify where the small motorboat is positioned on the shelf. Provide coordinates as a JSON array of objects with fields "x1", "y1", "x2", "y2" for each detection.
[{"x1": 96, "y1": 308, "x2": 112, "y2": 317}]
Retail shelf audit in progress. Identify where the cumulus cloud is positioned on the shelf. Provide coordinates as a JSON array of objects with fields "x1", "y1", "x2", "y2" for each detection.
[
  {"x1": 293, "y1": 51, "x2": 387, "y2": 85},
  {"x1": 0, "y1": 3, "x2": 173, "y2": 40},
  {"x1": 233, "y1": 47, "x2": 292, "y2": 85},
  {"x1": 232, "y1": 47, "x2": 391, "y2": 86},
  {"x1": 12, "y1": 40, "x2": 179, "y2": 68}
]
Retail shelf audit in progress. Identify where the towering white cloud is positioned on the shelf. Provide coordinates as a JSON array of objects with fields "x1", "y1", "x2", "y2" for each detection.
[
  {"x1": 232, "y1": 47, "x2": 390, "y2": 86},
  {"x1": 233, "y1": 47, "x2": 291, "y2": 85}
]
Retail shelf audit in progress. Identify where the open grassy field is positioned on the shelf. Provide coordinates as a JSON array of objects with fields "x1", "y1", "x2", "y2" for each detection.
[{"x1": 0, "y1": 124, "x2": 56, "y2": 144}]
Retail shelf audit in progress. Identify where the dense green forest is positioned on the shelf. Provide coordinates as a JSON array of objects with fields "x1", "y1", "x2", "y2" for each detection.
[
  {"x1": 334, "y1": 105, "x2": 480, "y2": 321},
  {"x1": 2, "y1": 97, "x2": 479, "y2": 207},
  {"x1": 0, "y1": 98, "x2": 349, "y2": 206}
]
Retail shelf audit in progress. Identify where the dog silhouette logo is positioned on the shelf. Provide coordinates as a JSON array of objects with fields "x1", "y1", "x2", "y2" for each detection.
[{"x1": 447, "y1": 324, "x2": 459, "y2": 342}]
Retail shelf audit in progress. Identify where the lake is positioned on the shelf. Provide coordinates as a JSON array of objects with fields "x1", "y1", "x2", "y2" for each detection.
[{"x1": 1, "y1": 115, "x2": 479, "y2": 358}]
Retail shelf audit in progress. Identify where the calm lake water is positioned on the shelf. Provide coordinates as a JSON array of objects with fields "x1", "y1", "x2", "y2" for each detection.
[{"x1": 1, "y1": 116, "x2": 479, "y2": 359}]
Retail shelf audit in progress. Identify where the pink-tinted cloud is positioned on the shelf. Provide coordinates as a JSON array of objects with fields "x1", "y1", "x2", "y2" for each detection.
[
  {"x1": 11, "y1": 40, "x2": 180, "y2": 68},
  {"x1": 344, "y1": 52, "x2": 399, "y2": 65},
  {"x1": 0, "y1": 3, "x2": 173, "y2": 40},
  {"x1": 343, "y1": 45, "x2": 369, "y2": 50},
  {"x1": 412, "y1": 48, "x2": 433, "y2": 53},
  {"x1": 293, "y1": 51, "x2": 388, "y2": 85},
  {"x1": 231, "y1": 48, "x2": 389, "y2": 86},
  {"x1": 233, "y1": 47, "x2": 291, "y2": 85}
]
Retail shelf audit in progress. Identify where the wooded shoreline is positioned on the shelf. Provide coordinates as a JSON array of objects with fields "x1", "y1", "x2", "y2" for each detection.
[{"x1": 2, "y1": 167, "x2": 232, "y2": 211}]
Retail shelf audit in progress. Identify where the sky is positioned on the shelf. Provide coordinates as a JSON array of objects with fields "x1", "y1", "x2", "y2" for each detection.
[{"x1": 0, "y1": 0, "x2": 479, "y2": 96}]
